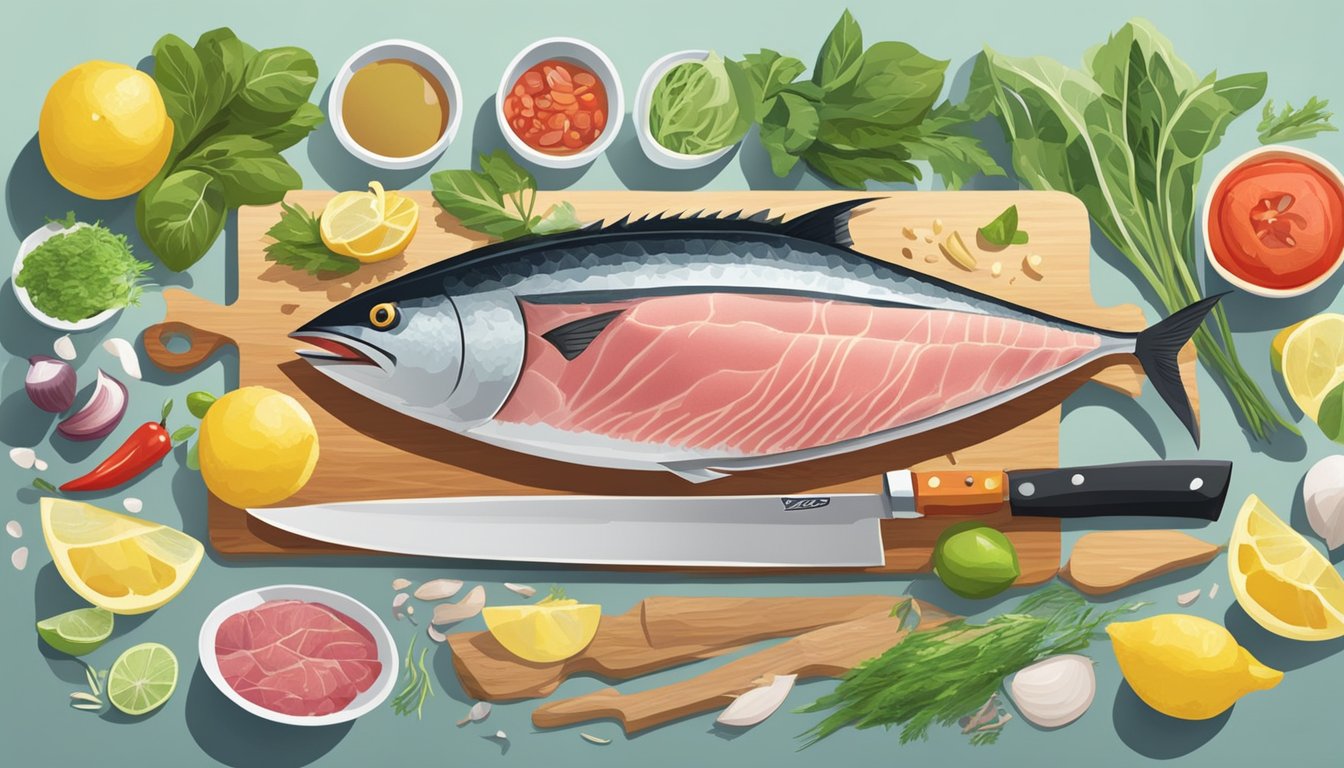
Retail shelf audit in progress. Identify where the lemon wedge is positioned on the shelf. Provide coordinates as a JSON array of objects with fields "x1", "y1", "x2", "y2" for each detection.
[
  {"x1": 319, "y1": 181, "x2": 419, "y2": 263},
  {"x1": 1279, "y1": 313, "x2": 1344, "y2": 419},
  {"x1": 41, "y1": 498, "x2": 203, "y2": 615},
  {"x1": 482, "y1": 590, "x2": 601, "y2": 663},
  {"x1": 1229, "y1": 494, "x2": 1344, "y2": 641}
]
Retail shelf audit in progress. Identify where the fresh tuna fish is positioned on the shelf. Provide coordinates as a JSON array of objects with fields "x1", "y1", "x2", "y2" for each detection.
[{"x1": 292, "y1": 199, "x2": 1214, "y2": 482}]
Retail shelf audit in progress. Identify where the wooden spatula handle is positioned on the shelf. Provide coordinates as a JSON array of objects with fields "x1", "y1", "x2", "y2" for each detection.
[{"x1": 143, "y1": 321, "x2": 233, "y2": 373}]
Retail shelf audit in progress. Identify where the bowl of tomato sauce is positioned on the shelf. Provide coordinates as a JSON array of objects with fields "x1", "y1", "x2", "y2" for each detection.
[
  {"x1": 1204, "y1": 145, "x2": 1344, "y2": 298},
  {"x1": 497, "y1": 37, "x2": 624, "y2": 169}
]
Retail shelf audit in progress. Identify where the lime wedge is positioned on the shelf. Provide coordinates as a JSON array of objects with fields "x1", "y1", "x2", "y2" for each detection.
[
  {"x1": 36, "y1": 606, "x2": 113, "y2": 656},
  {"x1": 107, "y1": 642, "x2": 178, "y2": 715}
]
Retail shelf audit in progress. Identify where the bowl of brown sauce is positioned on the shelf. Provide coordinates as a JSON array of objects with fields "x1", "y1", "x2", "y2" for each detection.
[{"x1": 329, "y1": 39, "x2": 462, "y2": 170}]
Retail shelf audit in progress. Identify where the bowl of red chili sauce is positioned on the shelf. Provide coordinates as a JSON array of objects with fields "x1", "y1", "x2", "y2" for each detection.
[
  {"x1": 497, "y1": 37, "x2": 623, "y2": 169},
  {"x1": 1204, "y1": 145, "x2": 1344, "y2": 297}
]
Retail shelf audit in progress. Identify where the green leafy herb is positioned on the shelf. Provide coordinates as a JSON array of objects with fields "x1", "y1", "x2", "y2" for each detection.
[
  {"x1": 978, "y1": 205, "x2": 1028, "y2": 247},
  {"x1": 1317, "y1": 380, "x2": 1344, "y2": 443},
  {"x1": 431, "y1": 151, "x2": 582, "y2": 240},
  {"x1": 170, "y1": 426, "x2": 197, "y2": 442},
  {"x1": 46, "y1": 211, "x2": 78, "y2": 228},
  {"x1": 390, "y1": 634, "x2": 435, "y2": 718},
  {"x1": 1257, "y1": 97, "x2": 1338, "y2": 144},
  {"x1": 263, "y1": 202, "x2": 359, "y2": 277},
  {"x1": 737, "y1": 11, "x2": 1002, "y2": 189},
  {"x1": 959, "y1": 19, "x2": 1292, "y2": 440},
  {"x1": 15, "y1": 221, "x2": 150, "y2": 322},
  {"x1": 798, "y1": 586, "x2": 1144, "y2": 747},
  {"x1": 139, "y1": 28, "x2": 323, "y2": 271},
  {"x1": 649, "y1": 53, "x2": 754, "y2": 155},
  {"x1": 186, "y1": 391, "x2": 217, "y2": 419}
]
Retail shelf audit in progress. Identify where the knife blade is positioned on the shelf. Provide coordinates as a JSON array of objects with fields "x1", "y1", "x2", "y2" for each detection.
[{"x1": 247, "y1": 460, "x2": 1230, "y2": 568}]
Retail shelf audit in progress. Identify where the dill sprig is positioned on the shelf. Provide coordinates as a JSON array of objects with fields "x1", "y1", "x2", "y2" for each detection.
[
  {"x1": 797, "y1": 585, "x2": 1146, "y2": 747},
  {"x1": 390, "y1": 634, "x2": 435, "y2": 718}
]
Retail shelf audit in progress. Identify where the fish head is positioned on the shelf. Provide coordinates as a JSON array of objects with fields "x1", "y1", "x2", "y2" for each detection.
[{"x1": 290, "y1": 279, "x2": 463, "y2": 412}]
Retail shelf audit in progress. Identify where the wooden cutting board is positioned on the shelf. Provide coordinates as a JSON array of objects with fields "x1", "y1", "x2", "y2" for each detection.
[{"x1": 143, "y1": 190, "x2": 1197, "y2": 580}]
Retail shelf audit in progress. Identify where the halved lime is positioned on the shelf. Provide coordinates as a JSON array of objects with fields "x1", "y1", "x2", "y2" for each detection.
[
  {"x1": 36, "y1": 606, "x2": 114, "y2": 656},
  {"x1": 107, "y1": 642, "x2": 178, "y2": 715}
]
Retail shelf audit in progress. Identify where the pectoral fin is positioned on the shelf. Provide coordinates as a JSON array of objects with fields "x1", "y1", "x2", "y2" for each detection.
[{"x1": 541, "y1": 310, "x2": 624, "y2": 361}]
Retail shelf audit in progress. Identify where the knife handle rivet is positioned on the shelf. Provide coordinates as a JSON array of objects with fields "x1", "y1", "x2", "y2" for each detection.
[
  {"x1": 1071, "y1": 473, "x2": 1085, "y2": 486},
  {"x1": 927, "y1": 475, "x2": 942, "y2": 489},
  {"x1": 964, "y1": 475, "x2": 975, "y2": 487},
  {"x1": 1018, "y1": 482, "x2": 1035, "y2": 497},
  {"x1": 1190, "y1": 477, "x2": 1204, "y2": 491}
]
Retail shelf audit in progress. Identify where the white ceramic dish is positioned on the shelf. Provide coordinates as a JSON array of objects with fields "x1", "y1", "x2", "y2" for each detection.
[
  {"x1": 329, "y1": 39, "x2": 463, "y2": 170},
  {"x1": 198, "y1": 584, "x2": 398, "y2": 727},
  {"x1": 497, "y1": 37, "x2": 624, "y2": 170},
  {"x1": 12, "y1": 221, "x2": 118, "y2": 331},
  {"x1": 635, "y1": 50, "x2": 737, "y2": 169},
  {"x1": 1203, "y1": 144, "x2": 1344, "y2": 298}
]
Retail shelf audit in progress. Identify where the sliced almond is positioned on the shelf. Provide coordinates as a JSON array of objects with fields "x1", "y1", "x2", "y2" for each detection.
[
  {"x1": 991, "y1": 261, "x2": 1003, "y2": 278},
  {"x1": 901, "y1": 226, "x2": 917, "y2": 240},
  {"x1": 505, "y1": 582, "x2": 536, "y2": 598},
  {"x1": 1023, "y1": 253, "x2": 1044, "y2": 279},
  {"x1": 392, "y1": 578, "x2": 412, "y2": 591},
  {"x1": 414, "y1": 578, "x2": 464, "y2": 601},
  {"x1": 1176, "y1": 588, "x2": 1201, "y2": 607},
  {"x1": 432, "y1": 585, "x2": 485, "y2": 626},
  {"x1": 1209, "y1": 582, "x2": 1220, "y2": 599},
  {"x1": 716, "y1": 674, "x2": 797, "y2": 727},
  {"x1": 580, "y1": 733, "x2": 612, "y2": 745}
]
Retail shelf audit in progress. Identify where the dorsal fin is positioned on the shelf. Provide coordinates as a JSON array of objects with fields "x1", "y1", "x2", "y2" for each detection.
[
  {"x1": 575, "y1": 197, "x2": 882, "y2": 248},
  {"x1": 541, "y1": 310, "x2": 624, "y2": 360}
]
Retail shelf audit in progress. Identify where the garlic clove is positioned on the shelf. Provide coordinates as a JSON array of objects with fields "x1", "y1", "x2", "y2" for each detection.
[
  {"x1": 1007, "y1": 654, "x2": 1095, "y2": 729},
  {"x1": 427, "y1": 625, "x2": 447, "y2": 644},
  {"x1": 5, "y1": 520, "x2": 21, "y2": 538},
  {"x1": 505, "y1": 582, "x2": 536, "y2": 598},
  {"x1": 101, "y1": 338, "x2": 142, "y2": 380},
  {"x1": 9, "y1": 447, "x2": 36, "y2": 469},
  {"x1": 12, "y1": 546, "x2": 29, "y2": 571},
  {"x1": 716, "y1": 674, "x2": 797, "y2": 727},
  {"x1": 414, "y1": 578, "x2": 463, "y2": 601},
  {"x1": 392, "y1": 578, "x2": 412, "y2": 591},
  {"x1": 457, "y1": 701, "x2": 491, "y2": 726},
  {"x1": 1304, "y1": 455, "x2": 1344, "y2": 550},
  {"x1": 432, "y1": 585, "x2": 485, "y2": 626},
  {"x1": 580, "y1": 733, "x2": 611, "y2": 745},
  {"x1": 53, "y1": 334, "x2": 76, "y2": 361},
  {"x1": 1177, "y1": 589, "x2": 1201, "y2": 607},
  {"x1": 122, "y1": 498, "x2": 143, "y2": 514}
]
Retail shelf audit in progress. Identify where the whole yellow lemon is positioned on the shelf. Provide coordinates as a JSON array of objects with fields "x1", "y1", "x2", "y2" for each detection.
[
  {"x1": 199, "y1": 387, "x2": 319, "y2": 509},
  {"x1": 39, "y1": 61, "x2": 174, "y2": 200}
]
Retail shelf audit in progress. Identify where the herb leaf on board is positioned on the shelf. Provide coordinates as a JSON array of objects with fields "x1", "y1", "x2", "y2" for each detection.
[
  {"x1": 1257, "y1": 97, "x2": 1338, "y2": 144},
  {"x1": 263, "y1": 202, "x2": 359, "y2": 277},
  {"x1": 978, "y1": 205, "x2": 1028, "y2": 246},
  {"x1": 431, "y1": 153, "x2": 581, "y2": 240}
]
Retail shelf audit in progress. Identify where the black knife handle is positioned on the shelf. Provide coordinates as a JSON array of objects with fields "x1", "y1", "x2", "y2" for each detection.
[{"x1": 1006, "y1": 460, "x2": 1230, "y2": 521}]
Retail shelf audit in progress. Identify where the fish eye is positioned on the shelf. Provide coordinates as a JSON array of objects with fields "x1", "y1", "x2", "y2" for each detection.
[{"x1": 369, "y1": 302, "x2": 398, "y2": 329}]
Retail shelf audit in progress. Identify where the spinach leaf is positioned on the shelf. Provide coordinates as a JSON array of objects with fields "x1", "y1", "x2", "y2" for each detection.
[
  {"x1": 1258, "y1": 97, "x2": 1338, "y2": 144},
  {"x1": 137, "y1": 170, "x2": 227, "y2": 272},
  {"x1": 237, "y1": 47, "x2": 318, "y2": 115},
  {"x1": 250, "y1": 102, "x2": 326, "y2": 151},
  {"x1": 978, "y1": 205, "x2": 1028, "y2": 246},
  {"x1": 823, "y1": 42, "x2": 946, "y2": 127},
  {"x1": 179, "y1": 135, "x2": 300, "y2": 205},
  {"x1": 152, "y1": 34, "x2": 212, "y2": 155},
  {"x1": 740, "y1": 49, "x2": 806, "y2": 111},
  {"x1": 1319, "y1": 380, "x2": 1344, "y2": 444},
  {"x1": 812, "y1": 9, "x2": 863, "y2": 92},
  {"x1": 194, "y1": 27, "x2": 248, "y2": 116},
  {"x1": 758, "y1": 92, "x2": 819, "y2": 176},
  {"x1": 431, "y1": 169, "x2": 528, "y2": 240},
  {"x1": 804, "y1": 143, "x2": 919, "y2": 189}
]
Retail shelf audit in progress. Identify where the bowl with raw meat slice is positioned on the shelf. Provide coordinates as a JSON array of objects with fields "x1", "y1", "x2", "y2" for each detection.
[{"x1": 199, "y1": 585, "x2": 397, "y2": 726}]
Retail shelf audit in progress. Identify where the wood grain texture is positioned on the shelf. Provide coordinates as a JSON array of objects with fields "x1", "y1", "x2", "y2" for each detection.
[
  {"x1": 449, "y1": 594, "x2": 908, "y2": 701},
  {"x1": 531, "y1": 598, "x2": 958, "y2": 734},
  {"x1": 144, "y1": 190, "x2": 1197, "y2": 576},
  {"x1": 1060, "y1": 530, "x2": 1222, "y2": 595}
]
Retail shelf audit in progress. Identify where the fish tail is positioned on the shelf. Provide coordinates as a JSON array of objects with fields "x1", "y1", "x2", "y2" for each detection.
[{"x1": 1133, "y1": 293, "x2": 1224, "y2": 446}]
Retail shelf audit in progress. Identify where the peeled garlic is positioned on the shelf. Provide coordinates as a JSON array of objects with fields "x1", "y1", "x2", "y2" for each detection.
[
  {"x1": 9, "y1": 447, "x2": 35, "y2": 469},
  {"x1": 458, "y1": 701, "x2": 491, "y2": 726},
  {"x1": 1177, "y1": 589, "x2": 1200, "y2": 607},
  {"x1": 53, "y1": 334, "x2": 76, "y2": 361},
  {"x1": 11, "y1": 547, "x2": 28, "y2": 571},
  {"x1": 1304, "y1": 455, "x2": 1344, "y2": 549},
  {"x1": 716, "y1": 674, "x2": 797, "y2": 727},
  {"x1": 432, "y1": 585, "x2": 485, "y2": 626},
  {"x1": 414, "y1": 578, "x2": 463, "y2": 601},
  {"x1": 392, "y1": 578, "x2": 412, "y2": 591},
  {"x1": 1007, "y1": 654, "x2": 1095, "y2": 729},
  {"x1": 102, "y1": 338, "x2": 142, "y2": 380},
  {"x1": 505, "y1": 582, "x2": 536, "y2": 598}
]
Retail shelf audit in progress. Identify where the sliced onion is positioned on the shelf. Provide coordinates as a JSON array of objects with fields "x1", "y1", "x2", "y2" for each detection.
[
  {"x1": 26, "y1": 356, "x2": 76, "y2": 412},
  {"x1": 57, "y1": 370, "x2": 128, "y2": 441}
]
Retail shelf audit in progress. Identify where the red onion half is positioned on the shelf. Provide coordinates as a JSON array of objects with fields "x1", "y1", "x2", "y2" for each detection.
[
  {"x1": 57, "y1": 370, "x2": 128, "y2": 441},
  {"x1": 26, "y1": 356, "x2": 76, "y2": 413}
]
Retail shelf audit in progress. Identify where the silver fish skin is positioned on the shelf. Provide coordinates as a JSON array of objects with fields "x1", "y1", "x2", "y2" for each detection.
[{"x1": 292, "y1": 199, "x2": 1213, "y2": 482}]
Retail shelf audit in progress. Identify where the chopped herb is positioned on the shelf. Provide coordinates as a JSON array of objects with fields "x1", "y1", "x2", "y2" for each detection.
[
  {"x1": 33, "y1": 478, "x2": 58, "y2": 494},
  {"x1": 15, "y1": 221, "x2": 151, "y2": 322},
  {"x1": 391, "y1": 633, "x2": 435, "y2": 718},
  {"x1": 978, "y1": 205, "x2": 1028, "y2": 247},
  {"x1": 649, "y1": 53, "x2": 754, "y2": 155},
  {"x1": 431, "y1": 151, "x2": 582, "y2": 240},
  {"x1": 1258, "y1": 97, "x2": 1338, "y2": 144},
  {"x1": 263, "y1": 202, "x2": 360, "y2": 277}
]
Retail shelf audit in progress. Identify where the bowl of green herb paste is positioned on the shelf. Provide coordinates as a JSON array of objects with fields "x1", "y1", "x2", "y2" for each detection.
[
  {"x1": 636, "y1": 50, "x2": 754, "y2": 169},
  {"x1": 12, "y1": 218, "x2": 150, "y2": 331}
]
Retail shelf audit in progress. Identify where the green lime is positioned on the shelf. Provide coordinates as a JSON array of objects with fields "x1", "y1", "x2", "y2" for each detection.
[
  {"x1": 107, "y1": 642, "x2": 178, "y2": 715},
  {"x1": 36, "y1": 606, "x2": 114, "y2": 656},
  {"x1": 933, "y1": 522, "x2": 1020, "y2": 599}
]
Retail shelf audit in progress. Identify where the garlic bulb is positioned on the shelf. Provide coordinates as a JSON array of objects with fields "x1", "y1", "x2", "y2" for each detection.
[
  {"x1": 1305, "y1": 455, "x2": 1344, "y2": 549},
  {"x1": 716, "y1": 674, "x2": 796, "y2": 727},
  {"x1": 1008, "y1": 654, "x2": 1095, "y2": 729}
]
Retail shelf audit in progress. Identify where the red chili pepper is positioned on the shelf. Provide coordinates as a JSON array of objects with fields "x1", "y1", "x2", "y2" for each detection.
[{"x1": 60, "y1": 399, "x2": 185, "y2": 492}]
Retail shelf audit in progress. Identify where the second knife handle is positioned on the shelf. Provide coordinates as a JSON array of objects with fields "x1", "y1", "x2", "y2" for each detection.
[{"x1": 1006, "y1": 460, "x2": 1231, "y2": 521}]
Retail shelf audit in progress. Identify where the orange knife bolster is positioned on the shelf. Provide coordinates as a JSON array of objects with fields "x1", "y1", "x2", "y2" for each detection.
[{"x1": 912, "y1": 470, "x2": 1008, "y2": 515}]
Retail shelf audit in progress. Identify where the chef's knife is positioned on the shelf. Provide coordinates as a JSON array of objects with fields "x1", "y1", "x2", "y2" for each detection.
[{"x1": 247, "y1": 460, "x2": 1230, "y2": 568}]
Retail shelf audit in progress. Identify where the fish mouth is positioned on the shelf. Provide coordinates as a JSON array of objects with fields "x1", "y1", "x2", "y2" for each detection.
[{"x1": 290, "y1": 330, "x2": 393, "y2": 371}]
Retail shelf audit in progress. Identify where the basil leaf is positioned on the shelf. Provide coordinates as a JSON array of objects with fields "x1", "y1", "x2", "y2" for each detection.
[
  {"x1": 1257, "y1": 97, "x2": 1337, "y2": 144},
  {"x1": 739, "y1": 49, "x2": 806, "y2": 116},
  {"x1": 759, "y1": 93, "x2": 819, "y2": 177},
  {"x1": 824, "y1": 42, "x2": 946, "y2": 128},
  {"x1": 531, "y1": 201, "x2": 581, "y2": 235},
  {"x1": 186, "y1": 391, "x2": 217, "y2": 419},
  {"x1": 803, "y1": 144, "x2": 920, "y2": 189},
  {"x1": 978, "y1": 205, "x2": 1028, "y2": 246},
  {"x1": 479, "y1": 150, "x2": 535, "y2": 197},
  {"x1": 137, "y1": 169, "x2": 227, "y2": 271},
  {"x1": 264, "y1": 202, "x2": 359, "y2": 277},
  {"x1": 179, "y1": 136, "x2": 299, "y2": 205},
  {"x1": 195, "y1": 27, "x2": 248, "y2": 115},
  {"x1": 1319, "y1": 380, "x2": 1344, "y2": 443},
  {"x1": 430, "y1": 169, "x2": 528, "y2": 239},
  {"x1": 237, "y1": 46, "x2": 318, "y2": 115},
  {"x1": 152, "y1": 34, "x2": 212, "y2": 154},
  {"x1": 171, "y1": 426, "x2": 197, "y2": 442},
  {"x1": 813, "y1": 9, "x2": 863, "y2": 92}
]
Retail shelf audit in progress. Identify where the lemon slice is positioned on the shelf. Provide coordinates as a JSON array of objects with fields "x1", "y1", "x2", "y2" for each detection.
[
  {"x1": 1228, "y1": 494, "x2": 1344, "y2": 641},
  {"x1": 319, "y1": 181, "x2": 419, "y2": 263},
  {"x1": 1279, "y1": 313, "x2": 1344, "y2": 419},
  {"x1": 41, "y1": 498, "x2": 203, "y2": 615},
  {"x1": 482, "y1": 593, "x2": 601, "y2": 663}
]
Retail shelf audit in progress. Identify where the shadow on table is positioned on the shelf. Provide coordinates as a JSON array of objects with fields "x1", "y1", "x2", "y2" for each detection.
[
  {"x1": 1225, "y1": 602, "x2": 1344, "y2": 670},
  {"x1": 185, "y1": 664, "x2": 352, "y2": 767},
  {"x1": 1112, "y1": 681, "x2": 1230, "y2": 758}
]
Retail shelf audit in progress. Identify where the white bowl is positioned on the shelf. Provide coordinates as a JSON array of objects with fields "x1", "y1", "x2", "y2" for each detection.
[
  {"x1": 496, "y1": 37, "x2": 624, "y2": 169},
  {"x1": 198, "y1": 584, "x2": 398, "y2": 727},
  {"x1": 635, "y1": 50, "x2": 737, "y2": 169},
  {"x1": 1203, "y1": 144, "x2": 1344, "y2": 298},
  {"x1": 12, "y1": 221, "x2": 118, "y2": 331},
  {"x1": 329, "y1": 39, "x2": 463, "y2": 170}
]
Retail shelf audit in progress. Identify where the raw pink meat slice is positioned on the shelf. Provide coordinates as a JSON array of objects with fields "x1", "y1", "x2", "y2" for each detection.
[
  {"x1": 215, "y1": 599, "x2": 382, "y2": 717},
  {"x1": 495, "y1": 293, "x2": 1099, "y2": 455}
]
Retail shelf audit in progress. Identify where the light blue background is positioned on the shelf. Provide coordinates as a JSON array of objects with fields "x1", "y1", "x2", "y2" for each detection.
[{"x1": 2, "y1": 0, "x2": 1342, "y2": 765}]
